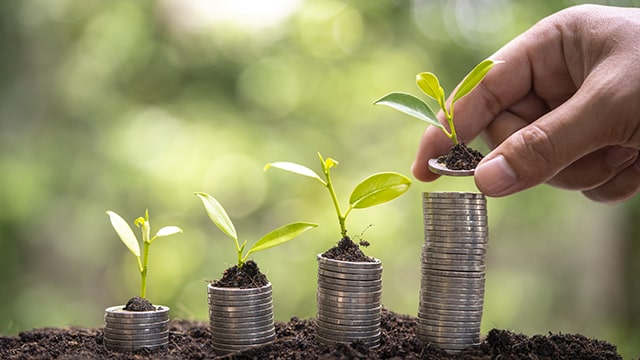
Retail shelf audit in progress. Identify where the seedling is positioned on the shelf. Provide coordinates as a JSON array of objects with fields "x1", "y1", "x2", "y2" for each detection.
[
  {"x1": 374, "y1": 59, "x2": 501, "y2": 146},
  {"x1": 194, "y1": 192, "x2": 318, "y2": 268},
  {"x1": 106, "y1": 209, "x2": 182, "y2": 299},
  {"x1": 264, "y1": 153, "x2": 411, "y2": 240}
]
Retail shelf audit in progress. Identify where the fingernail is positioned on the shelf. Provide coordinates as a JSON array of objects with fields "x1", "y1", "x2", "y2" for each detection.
[
  {"x1": 606, "y1": 147, "x2": 636, "y2": 168},
  {"x1": 475, "y1": 155, "x2": 517, "y2": 196}
]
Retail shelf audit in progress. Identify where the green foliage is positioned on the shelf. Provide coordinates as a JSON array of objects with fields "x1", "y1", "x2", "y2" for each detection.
[
  {"x1": 264, "y1": 153, "x2": 411, "y2": 239},
  {"x1": 106, "y1": 209, "x2": 182, "y2": 299},
  {"x1": 375, "y1": 59, "x2": 501, "y2": 145},
  {"x1": 194, "y1": 192, "x2": 317, "y2": 268}
]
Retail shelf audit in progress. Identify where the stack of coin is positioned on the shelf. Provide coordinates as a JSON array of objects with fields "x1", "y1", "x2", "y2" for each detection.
[
  {"x1": 418, "y1": 192, "x2": 488, "y2": 353},
  {"x1": 104, "y1": 305, "x2": 169, "y2": 352},
  {"x1": 316, "y1": 254, "x2": 382, "y2": 348},
  {"x1": 208, "y1": 283, "x2": 276, "y2": 354}
]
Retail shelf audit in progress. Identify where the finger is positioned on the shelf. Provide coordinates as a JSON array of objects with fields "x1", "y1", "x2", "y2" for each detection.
[
  {"x1": 582, "y1": 158, "x2": 640, "y2": 203},
  {"x1": 412, "y1": 125, "x2": 449, "y2": 182},
  {"x1": 547, "y1": 146, "x2": 639, "y2": 190},
  {"x1": 474, "y1": 84, "x2": 612, "y2": 197}
]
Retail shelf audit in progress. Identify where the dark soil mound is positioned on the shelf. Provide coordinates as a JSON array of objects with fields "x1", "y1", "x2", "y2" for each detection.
[
  {"x1": 0, "y1": 309, "x2": 622, "y2": 359},
  {"x1": 211, "y1": 260, "x2": 269, "y2": 288},
  {"x1": 437, "y1": 143, "x2": 484, "y2": 170},
  {"x1": 322, "y1": 236, "x2": 375, "y2": 262},
  {"x1": 123, "y1": 296, "x2": 156, "y2": 311}
]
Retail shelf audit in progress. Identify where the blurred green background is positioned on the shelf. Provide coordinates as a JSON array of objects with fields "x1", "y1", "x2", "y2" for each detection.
[{"x1": 1, "y1": 0, "x2": 639, "y2": 358}]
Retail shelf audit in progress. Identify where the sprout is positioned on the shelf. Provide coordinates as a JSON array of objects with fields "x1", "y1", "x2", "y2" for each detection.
[
  {"x1": 106, "y1": 209, "x2": 182, "y2": 299},
  {"x1": 374, "y1": 59, "x2": 502, "y2": 145},
  {"x1": 265, "y1": 152, "x2": 411, "y2": 239},
  {"x1": 194, "y1": 192, "x2": 318, "y2": 268}
]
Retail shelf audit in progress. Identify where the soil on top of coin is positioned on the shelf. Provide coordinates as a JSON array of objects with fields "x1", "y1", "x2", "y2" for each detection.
[
  {"x1": 321, "y1": 236, "x2": 376, "y2": 262},
  {"x1": 0, "y1": 309, "x2": 623, "y2": 359},
  {"x1": 211, "y1": 260, "x2": 269, "y2": 288},
  {"x1": 122, "y1": 296, "x2": 156, "y2": 312},
  {"x1": 437, "y1": 143, "x2": 484, "y2": 170}
]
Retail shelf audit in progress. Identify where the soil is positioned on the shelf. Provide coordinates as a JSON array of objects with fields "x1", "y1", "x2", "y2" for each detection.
[
  {"x1": 437, "y1": 143, "x2": 484, "y2": 170},
  {"x1": 122, "y1": 296, "x2": 156, "y2": 312},
  {"x1": 211, "y1": 260, "x2": 269, "y2": 289},
  {"x1": 321, "y1": 236, "x2": 375, "y2": 262},
  {"x1": 0, "y1": 309, "x2": 623, "y2": 359}
]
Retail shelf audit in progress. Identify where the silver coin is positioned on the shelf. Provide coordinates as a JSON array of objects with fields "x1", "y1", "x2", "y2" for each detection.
[
  {"x1": 416, "y1": 314, "x2": 481, "y2": 326},
  {"x1": 422, "y1": 256, "x2": 485, "y2": 266},
  {"x1": 318, "y1": 262, "x2": 383, "y2": 275},
  {"x1": 417, "y1": 311, "x2": 483, "y2": 323},
  {"x1": 423, "y1": 192, "x2": 485, "y2": 200},
  {"x1": 314, "y1": 315, "x2": 380, "y2": 327},
  {"x1": 207, "y1": 291, "x2": 272, "y2": 303},
  {"x1": 318, "y1": 281, "x2": 383, "y2": 293},
  {"x1": 316, "y1": 318, "x2": 380, "y2": 332},
  {"x1": 423, "y1": 206, "x2": 487, "y2": 214},
  {"x1": 104, "y1": 319, "x2": 169, "y2": 329},
  {"x1": 318, "y1": 287, "x2": 383, "y2": 299},
  {"x1": 420, "y1": 301, "x2": 484, "y2": 312},
  {"x1": 209, "y1": 313, "x2": 273, "y2": 327},
  {"x1": 317, "y1": 276, "x2": 382, "y2": 288},
  {"x1": 424, "y1": 246, "x2": 487, "y2": 256},
  {"x1": 423, "y1": 252, "x2": 486, "y2": 262},
  {"x1": 208, "y1": 297, "x2": 272, "y2": 308},
  {"x1": 318, "y1": 309, "x2": 382, "y2": 321},
  {"x1": 425, "y1": 212, "x2": 487, "y2": 219},
  {"x1": 423, "y1": 192, "x2": 485, "y2": 202},
  {"x1": 209, "y1": 319, "x2": 274, "y2": 333},
  {"x1": 104, "y1": 324, "x2": 168, "y2": 335},
  {"x1": 418, "y1": 332, "x2": 480, "y2": 344},
  {"x1": 209, "y1": 300, "x2": 273, "y2": 313},
  {"x1": 210, "y1": 328, "x2": 275, "y2": 342},
  {"x1": 104, "y1": 330, "x2": 169, "y2": 341},
  {"x1": 209, "y1": 307, "x2": 272, "y2": 319},
  {"x1": 421, "y1": 268, "x2": 485, "y2": 277},
  {"x1": 316, "y1": 300, "x2": 381, "y2": 310},
  {"x1": 317, "y1": 254, "x2": 382, "y2": 268},
  {"x1": 211, "y1": 333, "x2": 276, "y2": 346},
  {"x1": 208, "y1": 283, "x2": 272, "y2": 295},
  {"x1": 420, "y1": 288, "x2": 486, "y2": 300},
  {"x1": 318, "y1": 268, "x2": 381, "y2": 281},
  {"x1": 105, "y1": 306, "x2": 169, "y2": 320},
  {"x1": 103, "y1": 337, "x2": 168, "y2": 348}
]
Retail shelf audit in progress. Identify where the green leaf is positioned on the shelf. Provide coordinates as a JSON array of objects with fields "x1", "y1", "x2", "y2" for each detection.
[
  {"x1": 452, "y1": 59, "x2": 499, "y2": 104},
  {"x1": 264, "y1": 161, "x2": 325, "y2": 184},
  {"x1": 374, "y1": 92, "x2": 443, "y2": 129},
  {"x1": 106, "y1": 211, "x2": 140, "y2": 257},
  {"x1": 349, "y1": 172, "x2": 412, "y2": 209},
  {"x1": 416, "y1": 72, "x2": 445, "y2": 105},
  {"x1": 247, "y1": 222, "x2": 318, "y2": 256},
  {"x1": 155, "y1": 226, "x2": 183, "y2": 238},
  {"x1": 194, "y1": 192, "x2": 238, "y2": 241}
]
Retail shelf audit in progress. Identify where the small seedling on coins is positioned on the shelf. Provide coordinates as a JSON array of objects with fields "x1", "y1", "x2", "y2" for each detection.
[
  {"x1": 374, "y1": 59, "x2": 501, "y2": 146},
  {"x1": 194, "y1": 192, "x2": 317, "y2": 267},
  {"x1": 106, "y1": 209, "x2": 182, "y2": 299},
  {"x1": 264, "y1": 153, "x2": 411, "y2": 240}
]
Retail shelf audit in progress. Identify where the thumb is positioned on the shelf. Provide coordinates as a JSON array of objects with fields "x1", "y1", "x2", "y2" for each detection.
[{"x1": 474, "y1": 88, "x2": 609, "y2": 196}]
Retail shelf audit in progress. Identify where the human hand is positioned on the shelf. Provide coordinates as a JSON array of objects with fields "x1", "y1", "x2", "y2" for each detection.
[{"x1": 412, "y1": 4, "x2": 640, "y2": 203}]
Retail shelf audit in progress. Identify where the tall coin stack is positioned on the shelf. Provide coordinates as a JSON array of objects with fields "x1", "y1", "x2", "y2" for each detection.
[
  {"x1": 316, "y1": 254, "x2": 383, "y2": 348},
  {"x1": 417, "y1": 192, "x2": 488, "y2": 353}
]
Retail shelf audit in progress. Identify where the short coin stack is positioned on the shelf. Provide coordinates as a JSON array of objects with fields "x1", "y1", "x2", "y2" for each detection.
[
  {"x1": 208, "y1": 283, "x2": 276, "y2": 354},
  {"x1": 418, "y1": 192, "x2": 488, "y2": 353},
  {"x1": 104, "y1": 305, "x2": 169, "y2": 352},
  {"x1": 316, "y1": 254, "x2": 383, "y2": 348}
]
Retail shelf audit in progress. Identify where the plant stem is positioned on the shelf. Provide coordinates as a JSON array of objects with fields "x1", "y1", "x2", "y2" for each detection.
[
  {"x1": 140, "y1": 241, "x2": 150, "y2": 299},
  {"x1": 445, "y1": 108, "x2": 459, "y2": 145},
  {"x1": 324, "y1": 168, "x2": 348, "y2": 238}
]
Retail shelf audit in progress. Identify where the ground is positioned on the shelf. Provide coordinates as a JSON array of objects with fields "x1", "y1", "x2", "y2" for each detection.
[{"x1": 0, "y1": 309, "x2": 623, "y2": 359}]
